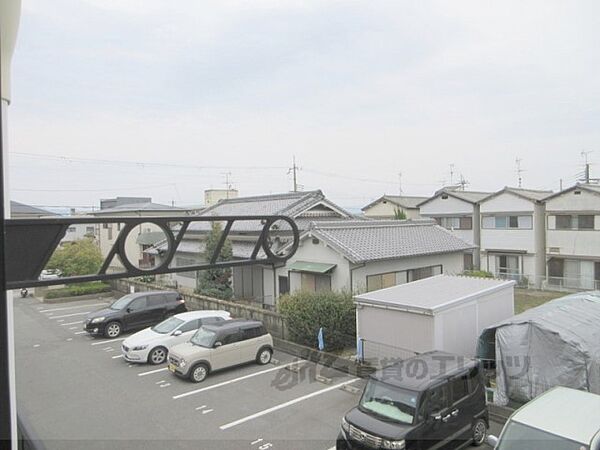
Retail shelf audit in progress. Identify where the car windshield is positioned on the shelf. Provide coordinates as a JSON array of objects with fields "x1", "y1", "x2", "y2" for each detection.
[
  {"x1": 359, "y1": 380, "x2": 418, "y2": 425},
  {"x1": 110, "y1": 294, "x2": 135, "y2": 310},
  {"x1": 497, "y1": 421, "x2": 588, "y2": 450},
  {"x1": 152, "y1": 317, "x2": 184, "y2": 334},
  {"x1": 190, "y1": 327, "x2": 217, "y2": 347}
]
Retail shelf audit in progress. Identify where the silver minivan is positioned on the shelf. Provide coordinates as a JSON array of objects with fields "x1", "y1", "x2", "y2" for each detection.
[{"x1": 168, "y1": 319, "x2": 273, "y2": 382}]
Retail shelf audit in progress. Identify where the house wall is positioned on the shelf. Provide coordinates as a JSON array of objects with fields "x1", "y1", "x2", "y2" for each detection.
[
  {"x1": 546, "y1": 189, "x2": 600, "y2": 257},
  {"x1": 419, "y1": 196, "x2": 477, "y2": 248},
  {"x1": 351, "y1": 252, "x2": 465, "y2": 294},
  {"x1": 479, "y1": 192, "x2": 545, "y2": 286},
  {"x1": 275, "y1": 237, "x2": 351, "y2": 294},
  {"x1": 363, "y1": 201, "x2": 420, "y2": 219}
]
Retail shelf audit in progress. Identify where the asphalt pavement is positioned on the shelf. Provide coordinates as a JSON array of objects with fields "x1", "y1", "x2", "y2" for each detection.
[{"x1": 14, "y1": 294, "x2": 501, "y2": 449}]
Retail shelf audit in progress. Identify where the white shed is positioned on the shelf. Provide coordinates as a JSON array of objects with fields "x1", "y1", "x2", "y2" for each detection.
[{"x1": 354, "y1": 275, "x2": 515, "y2": 364}]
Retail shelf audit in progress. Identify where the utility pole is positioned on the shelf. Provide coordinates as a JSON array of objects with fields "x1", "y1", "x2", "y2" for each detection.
[
  {"x1": 449, "y1": 164, "x2": 455, "y2": 185},
  {"x1": 222, "y1": 171, "x2": 233, "y2": 198},
  {"x1": 515, "y1": 158, "x2": 524, "y2": 188},
  {"x1": 398, "y1": 172, "x2": 402, "y2": 196},
  {"x1": 559, "y1": 179, "x2": 563, "y2": 191},
  {"x1": 288, "y1": 156, "x2": 300, "y2": 192}
]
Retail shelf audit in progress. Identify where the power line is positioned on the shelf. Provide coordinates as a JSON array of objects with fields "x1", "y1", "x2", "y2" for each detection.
[{"x1": 13, "y1": 183, "x2": 177, "y2": 192}]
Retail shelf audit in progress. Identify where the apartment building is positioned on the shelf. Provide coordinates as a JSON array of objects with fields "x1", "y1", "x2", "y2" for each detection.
[
  {"x1": 361, "y1": 195, "x2": 428, "y2": 219},
  {"x1": 417, "y1": 188, "x2": 491, "y2": 269},
  {"x1": 479, "y1": 187, "x2": 551, "y2": 287},
  {"x1": 544, "y1": 183, "x2": 600, "y2": 290}
]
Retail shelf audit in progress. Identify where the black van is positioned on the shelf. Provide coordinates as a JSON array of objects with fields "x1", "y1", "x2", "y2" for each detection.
[
  {"x1": 337, "y1": 351, "x2": 488, "y2": 450},
  {"x1": 84, "y1": 291, "x2": 186, "y2": 338}
]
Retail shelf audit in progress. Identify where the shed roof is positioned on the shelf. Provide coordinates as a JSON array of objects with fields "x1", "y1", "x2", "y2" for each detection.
[
  {"x1": 307, "y1": 220, "x2": 475, "y2": 264},
  {"x1": 355, "y1": 274, "x2": 515, "y2": 314},
  {"x1": 510, "y1": 387, "x2": 600, "y2": 445},
  {"x1": 361, "y1": 195, "x2": 429, "y2": 212}
]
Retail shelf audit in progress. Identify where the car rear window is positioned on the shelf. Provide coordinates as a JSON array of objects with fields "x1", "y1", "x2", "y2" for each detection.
[{"x1": 241, "y1": 326, "x2": 266, "y2": 340}]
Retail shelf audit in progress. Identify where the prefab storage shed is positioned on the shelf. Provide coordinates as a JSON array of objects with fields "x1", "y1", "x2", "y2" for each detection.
[{"x1": 354, "y1": 275, "x2": 515, "y2": 364}]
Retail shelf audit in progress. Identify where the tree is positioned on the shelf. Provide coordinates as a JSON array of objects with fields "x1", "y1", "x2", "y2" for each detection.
[
  {"x1": 393, "y1": 207, "x2": 407, "y2": 220},
  {"x1": 46, "y1": 238, "x2": 103, "y2": 276},
  {"x1": 195, "y1": 222, "x2": 233, "y2": 300}
]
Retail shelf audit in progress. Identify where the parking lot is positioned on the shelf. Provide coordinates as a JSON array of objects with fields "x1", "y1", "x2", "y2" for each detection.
[{"x1": 14, "y1": 295, "x2": 500, "y2": 449}]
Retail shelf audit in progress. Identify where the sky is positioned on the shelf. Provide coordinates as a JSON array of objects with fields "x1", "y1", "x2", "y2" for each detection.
[{"x1": 7, "y1": 0, "x2": 600, "y2": 212}]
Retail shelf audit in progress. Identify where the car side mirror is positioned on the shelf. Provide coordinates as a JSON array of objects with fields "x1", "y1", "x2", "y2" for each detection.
[
  {"x1": 126, "y1": 307, "x2": 132, "y2": 313},
  {"x1": 213, "y1": 341, "x2": 222, "y2": 348},
  {"x1": 172, "y1": 330, "x2": 182, "y2": 337},
  {"x1": 486, "y1": 435, "x2": 499, "y2": 448}
]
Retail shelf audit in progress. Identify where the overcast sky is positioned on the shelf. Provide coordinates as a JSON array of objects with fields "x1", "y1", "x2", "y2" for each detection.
[{"x1": 7, "y1": 0, "x2": 600, "y2": 211}]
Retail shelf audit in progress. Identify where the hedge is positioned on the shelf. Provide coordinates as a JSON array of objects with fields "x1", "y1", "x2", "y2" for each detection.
[
  {"x1": 278, "y1": 290, "x2": 356, "y2": 351},
  {"x1": 44, "y1": 282, "x2": 112, "y2": 299}
]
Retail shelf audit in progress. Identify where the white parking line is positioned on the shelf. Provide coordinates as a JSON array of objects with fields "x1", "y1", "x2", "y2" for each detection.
[
  {"x1": 74, "y1": 331, "x2": 87, "y2": 335},
  {"x1": 69, "y1": 326, "x2": 78, "y2": 330},
  {"x1": 39, "y1": 303, "x2": 107, "y2": 313},
  {"x1": 49, "y1": 312, "x2": 91, "y2": 319},
  {"x1": 202, "y1": 409, "x2": 213, "y2": 414},
  {"x1": 159, "y1": 383, "x2": 171, "y2": 388},
  {"x1": 61, "y1": 321, "x2": 83, "y2": 326},
  {"x1": 195, "y1": 405, "x2": 207, "y2": 411},
  {"x1": 219, "y1": 379, "x2": 359, "y2": 430},
  {"x1": 138, "y1": 367, "x2": 168, "y2": 377},
  {"x1": 112, "y1": 355, "x2": 124, "y2": 359},
  {"x1": 91, "y1": 338, "x2": 126, "y2": 346},
  {"x1": 172, "y1": 362, "x2": 297, "y2": 400}
]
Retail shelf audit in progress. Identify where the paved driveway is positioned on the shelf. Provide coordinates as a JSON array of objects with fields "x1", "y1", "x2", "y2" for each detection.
[{"x1": 14, "y1": 295, "x2": 499, "y2": 449}]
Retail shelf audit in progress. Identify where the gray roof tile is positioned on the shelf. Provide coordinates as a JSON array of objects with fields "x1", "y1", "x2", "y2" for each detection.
[{"x1": 308, "y1": 219, "x2": 475, "y2": 264}]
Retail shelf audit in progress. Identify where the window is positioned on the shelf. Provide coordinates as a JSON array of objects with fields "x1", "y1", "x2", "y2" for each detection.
[
  {"x1": 556, "y1": 215, "x2": 572, "y2": 229},
  {"x1": 147, "y1": 295, "x2": 165, "y2": 307},
  {"x1": 366, "y1": 272, "x2": 396, "y2": 292},
  {"x1": 437, "y1": 216, "x2": 472, "y2": 230},
  {"x1": 467, "y1": 367, "x2": 481, "y2": 393},
  {"x1": 199, "y1": 316, "x2": 224, "y2": 326},
  {"x1": 459, "y1": 216, "x2": 472, "y2": 230},
  {"x1": 450, "y1": 374, "x2": 469, "y2": 403},
  {"x1": 408, "y1": 265, "x2": 442, "y2": 282},
  {"x1": 67, "y1": 227, "x2": 76, "y2": 233},
  {"x1": 129, "y1": 297, "x2": 147, "y2": 310},
  {"x1": 85, "y1": 226, "x2": 95, "y2": 234},
  {"x1": 483, "y1": 215, "x2": 532, "y2": 229},
  {"x1": 179, "y1": 319, "x2": 200, "y2": 333},
  {"x1": 300, "y1": 273, "x2": 331, "y2": 292},
  {"x1": 278, "y1": 276, "x2": 289, "y2": 295},
  {"x1": 428, "y1": 384, "x2": 449, "y2": 413},
  {"x1": 497, "y1": 255, "x2": 519, "y2": 276},
  {"x1": 221, "y1": 331, "x2": 241, "y2": 345},
  {"x1": 464, "y1": 253, "x2": 474, "y2": 271},
  {"x1": 241, "y1": 326, "x2": 266, "y2": 340},
  {"x1": 578, "y1": 215, "x2": 594, "y2": 229}
]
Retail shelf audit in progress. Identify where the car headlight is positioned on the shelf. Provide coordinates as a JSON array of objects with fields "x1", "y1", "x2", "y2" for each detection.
[
  {"x1": 341, "y1": 416, "x2": 350, "y2": 433},
  {"x1": 179, "y1": 359, "x2": 187, "y2": 368},
  {"x1": 91, "y1": 317, "x2": 105, "y2": 324},
  {"x1": 132, "y1": 345, "x2": 148, "y2": 351},
  {"x1": 382, "y1": 439, "x2": 405, "y2": 449}
]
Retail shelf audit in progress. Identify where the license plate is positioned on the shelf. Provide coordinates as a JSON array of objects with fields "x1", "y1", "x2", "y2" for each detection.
[{"x1": 168, "y1": 364, "x2": 176, "y2": 372}]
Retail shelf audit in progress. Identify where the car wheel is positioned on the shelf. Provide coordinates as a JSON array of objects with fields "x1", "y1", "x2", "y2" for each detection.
[
  {"x1": 148, "y1": 346, "x2": 167, "y2": 365},
  {"x1": 190, "y1": 363, "x2": 209, "y2": 383},
  {"x1": 104, "y1": 321, "x2": 122, "y2": 338},
  {"x1": 256, "y1": 348, "x2": 272, "y2": 365},
  {"x1": 472, "y1": 418, "x2": 487, "y2": 446}
]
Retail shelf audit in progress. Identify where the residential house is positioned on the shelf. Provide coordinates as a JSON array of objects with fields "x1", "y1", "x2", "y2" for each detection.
[
  {"x1": 89, "y1": 199, "x2": 190, "y2": 271},
  {"x1": 152, "y1": 190, "x2": 355, "y2": 304},
  {"x1": 417, "y1": 188, "x2": 492, "y2": 269},
  {"x1": 280, "y1": 220, "x2": 475, "y2": 295},
  {"x1": 361, "y1": 195, "x2": 428, "y2": 219},
  {"x1": 204, "y1": 189, "x2": 238, "y2": 206},
  {"x1": 544, "y1": 183, "x2": 600, "y2": 290},
  {"x1": 10, "y1": 201, "x2": 58, "y2": 219},
  {"x1": 479, "y1": 187, "x2": 551, "y2": 287}
]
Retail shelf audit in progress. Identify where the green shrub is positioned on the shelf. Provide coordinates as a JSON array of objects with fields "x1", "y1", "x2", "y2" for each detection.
[
  {"x1": 462, "y1": 270, "x2": 494, "y2": 278},
  {"x1": 46, "y1": 239, "x2": 103, "y2": 276},
  {"x1": 278, "y1": 290, "x2": 356, "y2": 351},
  {"x1": 45, "y1": 282, "x2": 111, "y2": 299}
]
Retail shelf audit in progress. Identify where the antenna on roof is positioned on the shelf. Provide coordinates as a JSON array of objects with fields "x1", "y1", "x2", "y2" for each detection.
[
  {"x1": 222, "y1": 171, "x2": 234, "y2": 198},
  {"x1": 515, "y1": 158, "x2": 524, "y2": 188},
  {"x1": 580, "y1": 150, "x2": 594, "y2": 184},
  {"x1": 288, "y1": 156, "x2": 301, "y2": 192},
  {"x1": 458, "y1": 174, "x2": 469, "y2": 190}
]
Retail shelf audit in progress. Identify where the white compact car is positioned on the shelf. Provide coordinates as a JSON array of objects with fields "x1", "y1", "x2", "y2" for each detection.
[{"x1": 121, "y1": 310, "x2": 231, "y2": 365}]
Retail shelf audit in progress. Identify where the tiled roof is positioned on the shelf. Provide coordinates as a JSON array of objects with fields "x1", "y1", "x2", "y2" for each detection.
[
  {"x1": 91, "y1": 202, "x2": 185, "y2": 214},
  {"x1": 307, "y1": 219, "x2": 475, "y2": 264},
  {"x1": 152, "y1": 238, "x2": 265, "y2": 259},
  {"x1": 362, "y1": 195, "x2": 429, "y2": 211},
  {"x1": 10, "y1": 201, "x2": 59, "y2": 217},
  {"x1": 188, "y1": 191, "x2": 352, "y2": 232},
  {"x1": 482, "y1": 187, "x2": 553, "y2": 203}
]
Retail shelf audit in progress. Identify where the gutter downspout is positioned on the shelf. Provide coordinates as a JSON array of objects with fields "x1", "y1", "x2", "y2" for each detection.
[{"x1": 349, "y1": 262, "x2": 365, "y2": 363}]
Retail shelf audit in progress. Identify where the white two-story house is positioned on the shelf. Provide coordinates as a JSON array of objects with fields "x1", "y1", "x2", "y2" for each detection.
[
  {"x1": 361, "y1": 195, "x2": 428, "y2": 219},
  {"x1": 479, "y1": 187, "x2": 551, "y2": 287},
  {"x1": 544, "y1": 183, "x2": 600, "y2": 290},
  {"x1": 417, "y1": 188, "x2": 491, "y2": 269}
]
